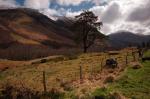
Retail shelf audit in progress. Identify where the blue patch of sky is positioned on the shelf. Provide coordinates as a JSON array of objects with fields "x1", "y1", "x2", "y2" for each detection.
[
  {"x1": 16, "y1": 0, "x2": 25, "y2": 6},
  {"x1": 16, "y1": 0, "x2": 96, "y2": 12},
  {"x1": 50, "y1": 1, "x2": 95, "y2": 12}
]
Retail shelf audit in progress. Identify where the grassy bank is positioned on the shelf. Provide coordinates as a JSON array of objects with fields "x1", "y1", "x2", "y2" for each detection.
[{"x1": 92, "y1": 50, "x2": 150, "y2": 99}]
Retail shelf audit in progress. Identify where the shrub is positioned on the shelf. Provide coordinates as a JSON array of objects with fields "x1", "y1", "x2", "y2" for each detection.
[
  {"x1": 131, "y1": 62, "x2": 142, "y2": 69},
  {"x1": 92, "y1": 87, "x2": 110, "y2": 99},
  {"x1": 108, "y1": 92, "x2": 124, "y2": 99},
  {"x1": 0, "y1": 82, "x2": 65, "y2": 99},
  {"x1": 45, "y1": 88, "x2": 64, "y2": 99},
  {"x1": 104, "y1": 76, "x2": 114, "y2": 83},
  {"x1": 59, "y1": 80, "x2": 73, "y2": 91},
  {"x1": 0, "y1": 83, "x2": 41, "y2": 99}
]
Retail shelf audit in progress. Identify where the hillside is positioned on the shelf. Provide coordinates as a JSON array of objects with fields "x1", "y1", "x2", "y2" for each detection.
[
  {"x1": 0, "y1": 8, "x2": 79, "y2": 60},
  {"x1": 0, "y1": 8, "x2": 149, "y2": 60},
  {"x1": 108, "y1": 31, "x2": 150, "y2": 49},
  {"x1": 0, "y1": 8, "x2": 106, "y2": 60},
  {"x1": 0, "y1": 8, "x2": 76, "y2": 47}
]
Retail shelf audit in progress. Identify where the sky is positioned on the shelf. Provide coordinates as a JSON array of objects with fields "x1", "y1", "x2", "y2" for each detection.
[{"x1": 0, "y1": 0, "x2": 150, "y2": 35}]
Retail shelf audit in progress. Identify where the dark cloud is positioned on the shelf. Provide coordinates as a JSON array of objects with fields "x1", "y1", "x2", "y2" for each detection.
[
  {"x1": 127, "y1": 1, "x2": 150, "y2": 24},
  {"x1": 101, "y1": 2, "x2": 121, "y2": 23},
  {"x1": 136, "y1": 28, "x2": 147, "y2": 34}
]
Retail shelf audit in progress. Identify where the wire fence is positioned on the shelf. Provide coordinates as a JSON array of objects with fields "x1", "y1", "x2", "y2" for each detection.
[{"x1": 0, "y1": 48, "x2": 141, "y2": 93}]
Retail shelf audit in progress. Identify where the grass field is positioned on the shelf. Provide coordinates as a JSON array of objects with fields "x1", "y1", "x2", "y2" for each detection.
[
  {"x1": 92, "y1": 50, "x2": 150, "y2": 99},
  {"x1": 0, "y1": 51, "x2": 126, "y2": 89},
  {"x1": 0, "y1": 49, "x2": 149, "y2": 99}
]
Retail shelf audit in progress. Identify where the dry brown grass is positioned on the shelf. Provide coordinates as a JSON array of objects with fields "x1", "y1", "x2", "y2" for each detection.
[{"x1": 0, "y1": 49, "x2": 138, "y2": 97}]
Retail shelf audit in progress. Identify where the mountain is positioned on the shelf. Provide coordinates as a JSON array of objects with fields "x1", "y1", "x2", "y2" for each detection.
[
  {"x1": 0, "y1": 8, "x2": 76, "y2": 47},
  {"x1": 108, "y1": 31, "x2": 150, "y2": 49},
  {"x1": 0, "y1": 8, "x2": 77, "y2": 60},
  {"x1": 0, "y1": 8, "x2": 105, "y2": 60}
]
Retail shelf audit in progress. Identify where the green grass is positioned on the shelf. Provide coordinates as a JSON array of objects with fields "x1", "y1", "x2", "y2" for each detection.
[
  {"x1": 92, "y1": 50, "x2": 150, "y2": 99},
  {"x1": 143, "y1": 49, "x2": 150, "y2": 57},
  {"x1": 92, "y1": 87, "x2": 112, "y2": 98},
  {"x1": 92, "y1": 62, "x2": 150, "y2": 99},
  {"x1": 109, "y1": 62, "x2": 150, "y2": 98},
  {"x1": 0, "y1": 49, "x2": 149, "y2": 98}
]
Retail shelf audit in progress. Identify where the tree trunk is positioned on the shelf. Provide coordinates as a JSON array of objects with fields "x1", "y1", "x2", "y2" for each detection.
[
  {"x1": 83, "y1": 34, "x2": 88, "y2": 53},
  {"x1": 83, "y1": 46, "x2": 87, "y2": 53}
]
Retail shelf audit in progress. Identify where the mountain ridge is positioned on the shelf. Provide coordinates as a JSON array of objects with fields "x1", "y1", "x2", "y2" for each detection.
[
  {"x1": 108, "y1": 31, "x2": 150, "y2": 49},
  {"x1": 0, "y1": 8, "x2": 149, "y2": 60}
]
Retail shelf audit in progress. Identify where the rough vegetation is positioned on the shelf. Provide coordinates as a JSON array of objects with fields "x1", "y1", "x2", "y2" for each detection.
[{"x1": 0, "y1": 48, "x2": 149, "y2": 99}]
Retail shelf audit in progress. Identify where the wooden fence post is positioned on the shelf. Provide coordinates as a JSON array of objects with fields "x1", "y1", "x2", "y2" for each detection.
[
  {"x1": 90, "y1": 65, "x2": 93, "y2": 77},
  {"x1": 79, "y1": 66, "x2": 83, "y2": 81},
  {"x1": 125, "y1": 55, "x2": 128, "y2": 66},
  {"x1": 43, "y1": 71, "x2": 47, "y2": 94},
  {"x1": 100, "y1": 58, "x2": 104, "y2": 72},
  {"x1": 133, "y1": 52, "x2": 136, "y2": 61},
  {"x1": 115, "y1": 58, "x2": 118, "y2": 67}
]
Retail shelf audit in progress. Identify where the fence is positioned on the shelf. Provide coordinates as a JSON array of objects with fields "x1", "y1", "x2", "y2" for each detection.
[{"x1": 0, "y1": 49, "x2": 140, "y2": 94}]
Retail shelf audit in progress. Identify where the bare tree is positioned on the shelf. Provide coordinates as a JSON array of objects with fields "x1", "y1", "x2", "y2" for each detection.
[{"x1": 73, "y1": 10, "x2": 105, "y2": 53}]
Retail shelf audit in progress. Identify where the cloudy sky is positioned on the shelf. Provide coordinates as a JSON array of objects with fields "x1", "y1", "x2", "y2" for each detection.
[{"x1": 0, "y1": 0, "x2": 150, "y2": 35}]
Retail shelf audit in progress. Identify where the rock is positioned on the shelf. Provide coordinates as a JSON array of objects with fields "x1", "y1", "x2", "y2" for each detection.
[{"x1": 131, "y1": 62, "x2": 142, "y2": 69}]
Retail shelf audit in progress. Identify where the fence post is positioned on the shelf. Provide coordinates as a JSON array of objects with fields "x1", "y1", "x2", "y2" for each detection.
[
  {"x1": 90, "y1": 65, "x2": 93, "y2": 78},
  {"x1": 100, "y1": 58, "x2": 104, "y2": 72},
  {"x1": 125, "y1": 55, "x2": 128, "y2": 66},
  {"x1": 132, "y1": 49, "x2": 136, "y2": 61},
  {"x1": 43, "y1": 71, "x2": 47, "y2": 94},
  {"x1": 115, "y1": 58, "x2": 118, "y2": 67},
  {"x1": 133, "y1": 52, "x2": 136, "y2": 61},
  {"x1": 79, "y1": 65, "x2": 83, "y2": 81}
]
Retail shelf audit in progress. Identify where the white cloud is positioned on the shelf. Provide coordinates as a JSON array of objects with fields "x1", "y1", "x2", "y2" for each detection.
[
  {"x1": 66, "y1": 10, "x2": 82, "y2": 17},
  {"x1": 40, "y1": 8, "x2": 59, "y2": 20},
  {"x1": 127, "y1": 0, "x2": 150, "y2": 24},
  {"x1": 89, "y1": 6, "x2": 104, "y2": 20},
  {"x1": 0, "y1": 0, "x2": 17, "y2": 8},
  {"x1": 41, "y1": 7, "x2": 69, "y2": 20},
  {"x1": 56, "y1": 0, "x2": 88, "y2": 6},
  {"x1": 88, "y1": 0, "x2": 150, "y2": 35},
  {"x1": 24, "y1": 0, "x2": 50, "y2": 9},
  {"x1": 24, "y1": 0, "x2": 58, "y2": 19},
  {"x1": 101, "y1": 2, "x2": 122, "y2": 23},
  {"x1": 1, "y1": 0, "x2": 149, "y2": 35},
  {"x1": 92, "y1": 0, "x2": 108, "y2": 6}
]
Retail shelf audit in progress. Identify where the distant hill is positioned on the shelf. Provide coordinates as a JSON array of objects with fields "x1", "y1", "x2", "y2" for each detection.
[{"x1": 108, "y1": 31, "x2": 150, "y2": 49}]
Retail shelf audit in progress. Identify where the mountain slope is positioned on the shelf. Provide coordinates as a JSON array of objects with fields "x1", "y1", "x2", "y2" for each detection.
[
  {"x1": 0, "y1": 8, "x2": 78, "y2": 60},
  {"x1": 108, "y1": 31, "x2": 150, "y2": 48},
  {"x1": 0, "y1": 8, "x2": 76, "y2": 48}
]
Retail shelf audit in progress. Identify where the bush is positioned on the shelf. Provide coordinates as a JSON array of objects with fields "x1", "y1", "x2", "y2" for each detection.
[
  {"x1": 59, "y1": 80, "x2": 73, "y2": 91},
  {"x1": 0, "y1": 82, "x2": 65, "y2": 99},
  {"x1": 92, "y1": 88, "x2": 124, "y2": 99},
  {"x1": 104, "y1": 76, "x2": 114, "y2": 83},
  {"x1": 92, "y1": 87, "x2": 109, "y2": 99},
  {"x1": 0, "y1": 83, "x2": 41, "y2": 99},
  {"x1": 45, "y1": 88, "x2": 64, "y2": 99},
  {"x1": 131, "y1": 62, "x2": 142, "y2": 69}
]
